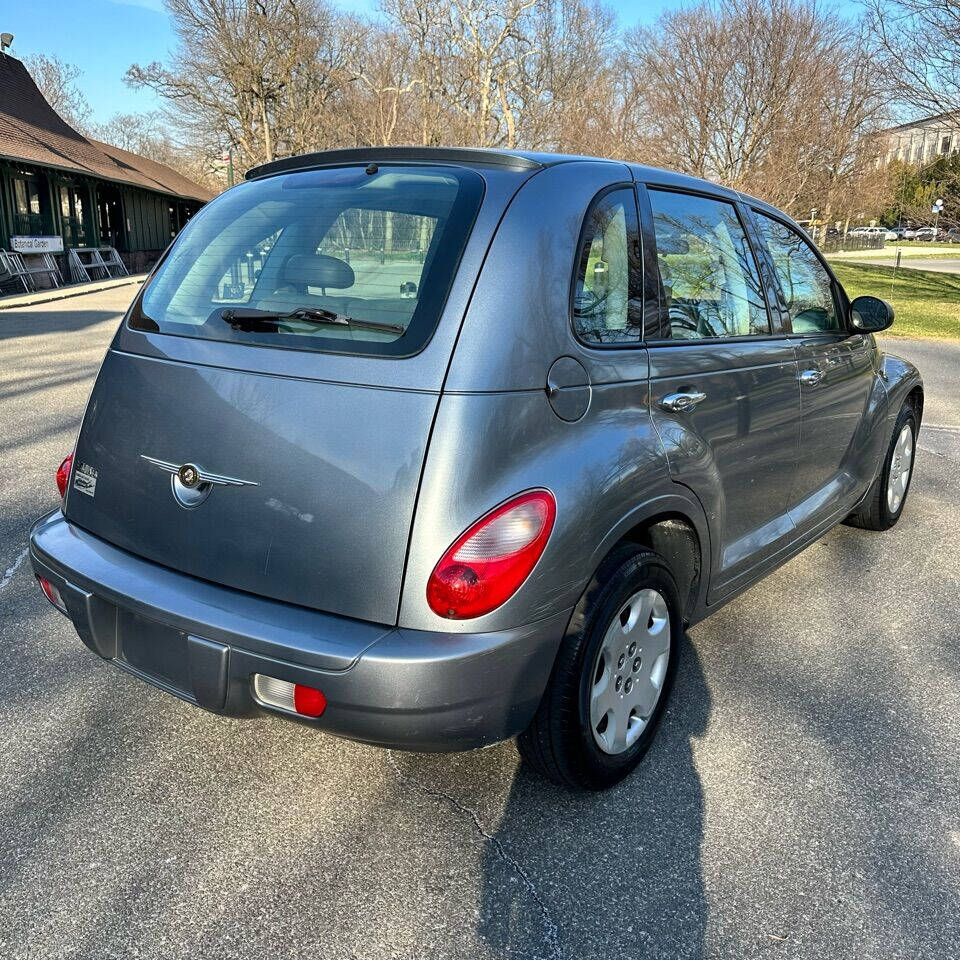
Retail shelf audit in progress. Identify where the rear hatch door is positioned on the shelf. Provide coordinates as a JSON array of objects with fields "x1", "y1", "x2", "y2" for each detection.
[
  {"x1": 64, "y1": 161, "x2": 528, "y2": 624},
  {"x1": 66, "y1": 349, "x2": 434, "y2": 624}
]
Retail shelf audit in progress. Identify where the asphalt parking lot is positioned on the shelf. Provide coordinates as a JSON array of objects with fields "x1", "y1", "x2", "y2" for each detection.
[{"x1": 1, "y1": 286, "x2": 958, "y2": 960}]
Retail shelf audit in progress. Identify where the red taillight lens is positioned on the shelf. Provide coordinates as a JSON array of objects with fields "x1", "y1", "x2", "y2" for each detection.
[
  {"x1": 37, "y1": 575, "x2": 68, "y2": 614},
  {"x1": 56, "y1": 453, "x2": 74, "y2": 498},
  {"x1": 427, "y1": 490, "x2": 556, "y2": 619},
  {"x1": 293, "y1": 684, "x2": 327, "y2": 718}
]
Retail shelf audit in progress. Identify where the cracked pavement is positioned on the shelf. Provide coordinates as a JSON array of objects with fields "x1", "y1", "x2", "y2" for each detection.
[{"x1": 1, "y1": 288, "x2": 958, "y2": 959}]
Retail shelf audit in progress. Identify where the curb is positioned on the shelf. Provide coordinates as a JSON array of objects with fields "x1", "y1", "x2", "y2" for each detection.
[{"x1": 0, "y1": 274, "x2": 147, "y2": 311}]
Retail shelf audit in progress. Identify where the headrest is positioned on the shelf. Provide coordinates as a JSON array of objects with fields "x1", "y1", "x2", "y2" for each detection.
[{"x1": 282, "y1": 253, "x2": 355, "y2": 290}]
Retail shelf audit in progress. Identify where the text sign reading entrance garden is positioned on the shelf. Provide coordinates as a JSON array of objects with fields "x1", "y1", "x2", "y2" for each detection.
[{"x1": 11, "y1": 236, "x2": 64, "y2": 254}]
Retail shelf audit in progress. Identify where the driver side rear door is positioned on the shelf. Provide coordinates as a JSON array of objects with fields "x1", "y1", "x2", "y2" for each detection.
[{"x1": 642, "y1": 185, "x2": 801, "y2": 602}]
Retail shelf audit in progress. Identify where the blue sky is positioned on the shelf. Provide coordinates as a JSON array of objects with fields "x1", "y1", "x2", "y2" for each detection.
[{"x1": 4, "y1": 0, "x2": 862, "y2": 123}]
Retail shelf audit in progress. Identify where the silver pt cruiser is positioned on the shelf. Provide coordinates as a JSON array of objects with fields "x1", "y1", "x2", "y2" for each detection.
[{"x1": 31, "y1": 147, "x2": 923, "y2": 790}]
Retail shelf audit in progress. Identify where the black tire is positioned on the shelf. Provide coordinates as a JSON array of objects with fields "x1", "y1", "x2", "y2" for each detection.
[
  {"x1": 846, "y1": 403, "x2": 918, "y2": 531},
  {"x1": 518, "y1": 546, "x2": 682, "y2": 791}
]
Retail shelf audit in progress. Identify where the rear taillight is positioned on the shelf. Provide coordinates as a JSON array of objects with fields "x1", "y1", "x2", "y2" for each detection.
[
  {"x1": 56, "y1": 453, "x2": 74, "y2": 498},
  {"x1": 36, "y1": 576, "x2": 68, "y2": 614},
  {"x1": 427, "y1": 489, "x2": 556, "y2": 619}
]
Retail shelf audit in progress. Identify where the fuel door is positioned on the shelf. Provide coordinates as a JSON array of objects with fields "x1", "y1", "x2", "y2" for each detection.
[{"x1": 546, "y1": 356, "x2": 591, "y2": 422}]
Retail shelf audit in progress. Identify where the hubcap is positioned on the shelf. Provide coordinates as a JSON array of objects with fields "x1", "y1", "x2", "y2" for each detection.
[
  {"x1": 589, "y1": 588, "x2": 671, "y2": 755},
  {"x1": 886, "y1": 423, "x2": 914, "y2": 514}
]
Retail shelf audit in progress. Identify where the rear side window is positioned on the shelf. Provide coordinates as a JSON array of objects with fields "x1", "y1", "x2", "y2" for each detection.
[
  {"x1": 753, "y1": 212, "x2": 840, "y2": 334},
  {"x1": 132, "y1": 165, "x2": 484, "y2": 356},
  {"x1": 572, "y1": 189, "x2": 642, "y2": 345},
  {"x1": 647, "y1": 189, "x2": 769, "y2": 340}
]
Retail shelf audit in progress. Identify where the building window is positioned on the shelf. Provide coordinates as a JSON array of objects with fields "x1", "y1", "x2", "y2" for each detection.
[
  {"x1": 59, "y1": 183, "x2": 91, "y2": 247},
  {"x1": 11, "y1": 175, "x2": 45, "y2": 234},
  {"x1": 942, "y1": 135, "x2": 953, "y2": 154}
]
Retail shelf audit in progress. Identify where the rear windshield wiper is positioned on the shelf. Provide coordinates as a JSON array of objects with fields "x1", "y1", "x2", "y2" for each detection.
[{"x1": 219, "y1": 306, "x2": 405, "y2": 337}]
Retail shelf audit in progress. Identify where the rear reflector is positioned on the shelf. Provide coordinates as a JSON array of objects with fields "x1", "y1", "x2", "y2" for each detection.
[
  {"x1": 36, "y1": 575, "x2": 67, "y2": 614},
  {"x1": 253, "y1": 674, "x2": 327, "y2": 718}
]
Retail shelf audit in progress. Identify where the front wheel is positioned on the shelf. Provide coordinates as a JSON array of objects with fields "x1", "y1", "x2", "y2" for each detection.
[
  {"x1": 846, "y1": 403, "x2": 918, "y2": 531},
  {"x1": 518, "y1": 547, "x2": 682, "y2": 790}
]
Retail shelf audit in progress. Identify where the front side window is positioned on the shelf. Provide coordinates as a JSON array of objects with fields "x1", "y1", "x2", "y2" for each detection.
[
  {"x1": 133, "y1": 165, "x2": 484, "y2": 356},
  {"x1": 754, "y1": 212, "x2": 840, "y2": 334},
  {"x1": 572, "y1": 189, "x2": 642, "y2": 345},
  {"x1": 647, "y1": 189, "x2": 769, "y2": 340}
]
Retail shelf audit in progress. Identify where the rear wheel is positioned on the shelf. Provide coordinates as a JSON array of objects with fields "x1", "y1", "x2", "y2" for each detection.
[
  {"x1": 846, "y1": 403, "x2": 917, "y2": 531},
  {"x1": 518, "y1": 547, "x2": 682, "y2": 790}
]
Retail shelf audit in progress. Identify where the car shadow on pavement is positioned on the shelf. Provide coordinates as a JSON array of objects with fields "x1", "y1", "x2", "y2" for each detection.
[
  {"x1": 476, "y1": 638, "x2": 712, "y2": 960},
  {"x1": 0, "y1": 308, "x2": 120, "y2": 341}
]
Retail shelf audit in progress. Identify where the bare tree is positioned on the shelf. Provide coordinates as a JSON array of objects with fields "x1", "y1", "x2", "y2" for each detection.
[
  {"x1": 23, "y1": 53, "x2": 93, "y2": 131},
  {"x1": 343, "y1": 26, "x2": 420, "y2": 146},
  {"x1": 380, "y1": 0, "x2": 550, "y2": 148},
  {"x1": 126, "y1": 0, "x2": 365, "y2": 169},
  {"x1": 89, "y1": 111, "x2": 221, "y2": 189},
  {"x1": 515, "y1": 0, "x2": 622, "y2": 155},
  {"x1": 377, "y1": 0, "x2": 454, "y2": 145},
  {"x1": 90, "y1": 111, "x2": 178, "y2": 160},
  {"x1": 122, "y1": 0, "x2": 891, "y2": 219},
  {"x1": 625, "y1": 0, "x2": 890, "y2": 216},
  {"x1": 867, "y1": 0, "x2": 960, "y2": 118}
]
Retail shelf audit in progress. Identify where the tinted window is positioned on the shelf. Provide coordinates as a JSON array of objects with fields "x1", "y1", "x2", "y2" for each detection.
[
  {"x1": 754, "y1": 212, "x2": 840, "y2": 334},
  {"x1": 572, "y1": 189, "x2": 642, "y2": 345},
  {"x1": 133, "y1": 165, "x2": 484, "y2": 356},
  {"x1": 648, "y1": 189, "x2": 768, "y2": 340}
]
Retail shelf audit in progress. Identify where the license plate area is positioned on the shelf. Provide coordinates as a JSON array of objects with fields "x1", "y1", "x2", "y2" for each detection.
[{"x1": 118, "y1": 608, "x2": 191, "y2": 695}]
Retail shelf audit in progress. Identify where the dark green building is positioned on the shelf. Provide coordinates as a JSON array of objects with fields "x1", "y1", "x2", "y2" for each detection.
[{"x1": 0, "y1": 48, "x2": 211, "y2": 275}]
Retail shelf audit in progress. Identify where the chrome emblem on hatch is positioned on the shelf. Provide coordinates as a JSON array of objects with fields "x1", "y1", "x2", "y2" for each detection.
[
  {"x1": 141, "y1": 455, "x2": 258, "y2": 509},
  {"x1": 177, "y1": 463, "x2": 201, "y2": 488}
]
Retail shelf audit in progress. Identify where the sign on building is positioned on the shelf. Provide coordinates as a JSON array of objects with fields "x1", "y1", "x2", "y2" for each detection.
[{"x1": 11, "y1": 235, "x2": 64, "y2": 254}]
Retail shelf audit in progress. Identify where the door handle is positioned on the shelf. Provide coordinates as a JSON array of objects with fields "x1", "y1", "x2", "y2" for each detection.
[
  {"x1": 799, "y1": 368, "x2": 824, "y2": 386},
  {"x1": 660, "y1": 390, "x2": 707, "y2": 412}
]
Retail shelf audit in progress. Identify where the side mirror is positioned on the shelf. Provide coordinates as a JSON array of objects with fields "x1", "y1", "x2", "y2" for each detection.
[{"x1": 850, "y1": 295, "x2": 894, "y2": 333}]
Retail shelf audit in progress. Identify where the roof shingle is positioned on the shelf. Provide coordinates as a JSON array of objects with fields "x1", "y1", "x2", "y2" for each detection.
[{"x1": 0, "y1": 52, "x2": 213, "y2": 202}]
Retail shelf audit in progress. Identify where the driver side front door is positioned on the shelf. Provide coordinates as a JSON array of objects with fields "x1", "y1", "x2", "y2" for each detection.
[{"x1": 750, "y1": 211, "x2": 876, "y2": 527}]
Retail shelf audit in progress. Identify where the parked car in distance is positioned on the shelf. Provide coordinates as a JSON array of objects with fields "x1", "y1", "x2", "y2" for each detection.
[
  {"x1": 946, "y1": 227, "x2": 960, "y2": 243},
  {"x1": 913, "y1": 226, "x2": 940, "y2": 241},
  {"x1": 30, "y1": 148, "x2": 924, "y2": 790},
  {"x1": 888, "y1": 226, "x2": 917, "y2": 240}
]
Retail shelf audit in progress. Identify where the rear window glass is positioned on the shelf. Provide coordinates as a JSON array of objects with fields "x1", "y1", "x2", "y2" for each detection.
[{"x1": 131, "y1": 165, "x2": 484, "y2": 356}]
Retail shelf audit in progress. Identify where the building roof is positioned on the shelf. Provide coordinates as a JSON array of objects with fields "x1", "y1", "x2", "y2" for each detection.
[
  {"x1": 883, "y1": 111, "x2": 960, "y2": 134},
  {"x1": 0, "y1": 51, "x2": 212, "y2": 202}
]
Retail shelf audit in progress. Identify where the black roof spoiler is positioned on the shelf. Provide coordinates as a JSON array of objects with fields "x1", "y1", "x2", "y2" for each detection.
[{"x1": 245, "y1": 146, "x2": 544, "y2": 180}]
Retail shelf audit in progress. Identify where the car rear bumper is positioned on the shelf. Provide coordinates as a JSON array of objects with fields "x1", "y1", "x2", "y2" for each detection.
[{"x1": 29, "y1": 510, "x2": 570, "y2": 751}]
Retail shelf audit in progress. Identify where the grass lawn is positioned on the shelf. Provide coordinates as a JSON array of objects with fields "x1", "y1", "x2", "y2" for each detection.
[{"x1": 829, "y1": 261, "x2": 960, "y2": 340}]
